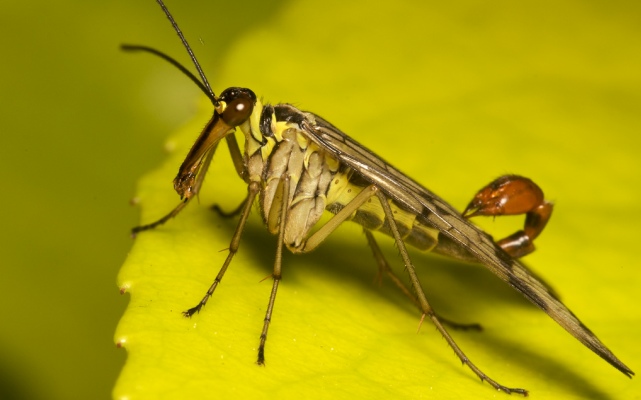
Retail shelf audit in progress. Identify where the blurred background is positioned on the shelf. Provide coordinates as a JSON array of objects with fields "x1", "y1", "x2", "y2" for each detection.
[
  {"x1": 1, "y1": 1, "x2": 283, "y2": 399},
  {"x1": 1, "y1": 1, "x2": 640, "y2": 399}
]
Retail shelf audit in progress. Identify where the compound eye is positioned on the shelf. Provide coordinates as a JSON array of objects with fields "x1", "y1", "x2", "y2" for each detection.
[{"x1": 221, "y1": 97, "x2": 254, "y2": 127}]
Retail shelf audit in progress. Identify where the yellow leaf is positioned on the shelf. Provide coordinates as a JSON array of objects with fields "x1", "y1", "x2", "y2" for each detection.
[{"x1": 115, "y1": 1, "x2": 640, "y2": 399}]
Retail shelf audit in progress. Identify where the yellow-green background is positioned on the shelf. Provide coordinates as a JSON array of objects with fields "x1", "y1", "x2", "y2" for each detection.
[{"x1": 2, "y1": 1, "x2": 640, "y2": 399}]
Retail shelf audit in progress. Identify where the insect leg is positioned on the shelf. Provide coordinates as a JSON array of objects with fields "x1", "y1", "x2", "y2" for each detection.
[
  {"x1": 294, "y1": 185, "x2": 379, "y2": 253},
  {"x1": 376, "y1": 190, "x2": 527, "y2": 395},
  {"x1": 208, "y1": 134, "x2": 248, "y2": 218},
  {"x1": 224, "y1": 134, "x2": 246, "y2": 181},
  {"x1": 364, "y1": 230, "x2": 481, "y2": 331},
  {"x1": 183, "y1": 180, "x2": 260, "y2": 317},
  {"x1": 257, "y1": 175, "x2": 291, "y2": 365},
  {"x1": 211, "y1": 197, "x2": 248, "y2": 218},
  {"x1": 132, "y1": 143, "x2": 219, "y2": 235},
  {"x1": 131, "y1": 199, "x2": 189, "y2": 235}
]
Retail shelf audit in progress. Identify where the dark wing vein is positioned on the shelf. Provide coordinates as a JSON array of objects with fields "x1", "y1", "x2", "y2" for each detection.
[{"x1": 298, "y1": 111, "x2": 632, "y2": 377}]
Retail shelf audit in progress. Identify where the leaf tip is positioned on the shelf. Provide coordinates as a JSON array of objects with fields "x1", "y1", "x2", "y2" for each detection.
[
  {"x1": 115, "y1": 337, "x2": 127, "y2": 349},
  {"x1": 119, "y1": 283, "x2": 131, "y2": 294}
]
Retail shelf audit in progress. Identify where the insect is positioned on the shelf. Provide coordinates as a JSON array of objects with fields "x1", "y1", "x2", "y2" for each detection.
[{"x1": 126, "y1": 0, "x2": 633, "y2": 394}]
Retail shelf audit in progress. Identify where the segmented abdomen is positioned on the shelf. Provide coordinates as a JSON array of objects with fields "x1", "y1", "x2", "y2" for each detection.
[{"x1": 243, "y1": 102, "x2": 439, "y2": 252}]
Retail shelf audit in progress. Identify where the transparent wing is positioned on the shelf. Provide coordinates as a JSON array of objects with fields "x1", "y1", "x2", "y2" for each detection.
[{"x1": 293, "y1": 108, "x2": 632, "y2": 377}]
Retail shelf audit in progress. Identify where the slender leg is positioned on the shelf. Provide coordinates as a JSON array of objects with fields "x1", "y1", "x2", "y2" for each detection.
[
  {"x1": 294, "y1": 185, "x2": 378, "y2": 253},
  {"x1": 225, "y1": 134, "x2": 247, "y2": 181},
  {"x1": 254, "y1": 183, "x2": 381, "y2": 363},
  {"x1": 249, "y1": 184, "x2": 377, "y2": 364},
  {"x1": 190, "y1": 142, "x2": 218, "y2": 196},
  {"x1": 132, "y1": 142, "x2": 220, "y2": 235},
  {"x1": 257, "y1": 175, "x2": 290, "y2": 365},
  {"x1": 207, "y1": 135, "x2": 248, "y2": 218},
  {"x1": 211, "y1": 196, "x2": 248, "y2": 218},
  {"x1": 364, "y1": 230, "x2": 481, "y2": 331},
  {"x1": 132, "y1": 199, "x2": 189, "y2": 235},
  {"x1": 183, "y1": 181, "x2": 260, "y2": 317},
  {"x1": 375, "y1": 189, "x2": 527, "y2": 395}
]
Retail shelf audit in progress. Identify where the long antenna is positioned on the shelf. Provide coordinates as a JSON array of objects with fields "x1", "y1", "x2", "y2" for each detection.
[
  {"x1": 121, "y1": 45, "x2": 214, "y2": 101},
  {"x1": 155, "y1": 0, "x2": 218, "y2": 105}
]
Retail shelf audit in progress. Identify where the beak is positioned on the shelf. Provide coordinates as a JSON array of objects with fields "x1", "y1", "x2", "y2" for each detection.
[{"x1": 173, "y1": 112, "x2": 234, "y2": 199}]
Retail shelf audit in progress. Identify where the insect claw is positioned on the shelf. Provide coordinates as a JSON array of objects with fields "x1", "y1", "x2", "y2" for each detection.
[
  {"x1": 257, "y1": 347, "x2": 266, "y2": 365},
  {"x1": 464, "y1": 175, "x2": 553, "y2": 258},
  {"x1": 490, "y1": 384, "x2": 529, "y2": 396},
  {"x1": 462, "y1": 203, "x2": 481, "y2": 218},
  {"x1": 182, "y1": 307, "x2": 200, "y2": 318},
  {"x1": 464, "y1": 175, "x2": 544, "y2": 217}
]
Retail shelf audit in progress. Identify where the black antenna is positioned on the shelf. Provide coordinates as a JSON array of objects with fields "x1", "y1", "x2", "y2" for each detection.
[
  {"x1": 121, "y1": 45, "x2": 214, "y2": 102},
  {"x1": 155, "y1": 0, "x2": 218, "y2": 105}
]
